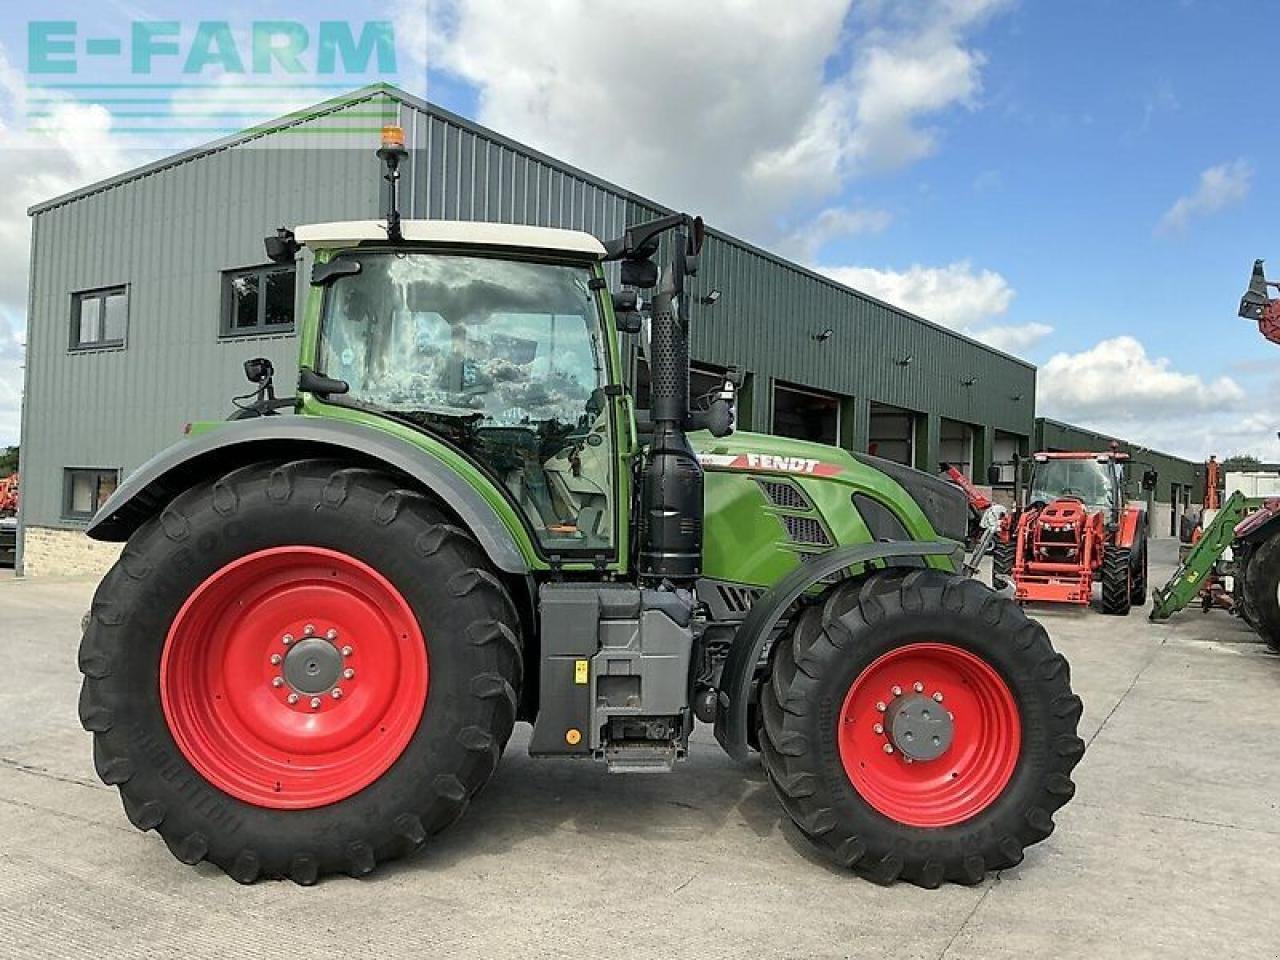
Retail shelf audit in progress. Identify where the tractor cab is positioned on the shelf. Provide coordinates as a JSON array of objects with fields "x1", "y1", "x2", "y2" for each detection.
[{"x1": 1026, "y1": 451, "x2": 1127, "y2": 517}]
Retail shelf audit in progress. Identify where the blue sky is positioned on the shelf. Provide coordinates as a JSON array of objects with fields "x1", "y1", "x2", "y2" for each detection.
[{"x1": 0, "y1": 0, "x2": 1274, "y2": 459}]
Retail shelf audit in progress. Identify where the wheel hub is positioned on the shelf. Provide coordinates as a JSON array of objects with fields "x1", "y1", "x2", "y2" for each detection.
[
  {"x1": 283, "y1": 636, "x2": 344, "y2": 694},
  {"x1": 884, "y1": 693, "x2": 953, "y2": 761},
  {"x1": 160, "y1": 546, "x2": 428, "y2": 810}
]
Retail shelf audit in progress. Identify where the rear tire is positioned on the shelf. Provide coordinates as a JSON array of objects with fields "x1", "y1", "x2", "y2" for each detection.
[
  {"x1": 1129, "y1": 541, "x2": 1148, "y2": 607},
  {"x1": 78, "y1": 459, "x2": 522, "y2": 883},
  {"x1": 1100, "y1": 545, "x2": 1132, "y2": 615},
  {"x1": 1241, "y1": 531, "x2": 1280, "y2": 652},
  {"x1": 759, "y1": 568, "x2": 1084, "y2": 887}
]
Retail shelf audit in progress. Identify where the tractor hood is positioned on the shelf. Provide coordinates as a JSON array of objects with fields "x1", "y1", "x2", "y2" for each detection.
[{"x1": 693, "y1": 431, "x2": 969, "y2": 544}]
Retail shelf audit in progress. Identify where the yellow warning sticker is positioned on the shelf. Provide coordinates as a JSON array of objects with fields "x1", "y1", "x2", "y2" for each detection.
[{"x1": 574, "y1": 659, "x2": 589, "y2": 684}]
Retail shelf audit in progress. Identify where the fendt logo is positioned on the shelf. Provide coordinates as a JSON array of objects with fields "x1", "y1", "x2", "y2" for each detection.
[{"x1": 698, "y1": 453, "x2": 843, "y2": 478}]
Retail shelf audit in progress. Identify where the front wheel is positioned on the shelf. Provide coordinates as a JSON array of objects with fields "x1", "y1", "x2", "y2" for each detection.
[
  {"x1": 758, "y1": 569, "x2": 1083, "y2": 887},
  {"x1": 991, "y1": 539, "x2": 1015, "y2": 590},
  {"x1": 78, "y1": 460, "x2": 522, "y2": 883}
]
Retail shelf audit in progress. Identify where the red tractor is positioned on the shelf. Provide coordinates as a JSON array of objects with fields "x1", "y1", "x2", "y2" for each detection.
[{"x1": 992, "y1": 451, "x2": 1147, "y2": 614}]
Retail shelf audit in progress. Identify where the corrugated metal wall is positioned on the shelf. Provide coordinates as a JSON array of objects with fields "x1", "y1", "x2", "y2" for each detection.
[
  {"x1": 1035, "y1": 418, "x2": 1204, "y2": 502},
  {"x1": 22, "y1": 85, "x2": 1035, "y2": 533}
]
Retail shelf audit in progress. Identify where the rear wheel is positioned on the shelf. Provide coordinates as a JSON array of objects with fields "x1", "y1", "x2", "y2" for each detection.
[
  {"x1": 1100, "y1": 545, "x2": 1132, "y2": 615},
  {"x1": 1129, "y1": 540, "x2": 1148, "y2": 607},
  {"x1": 758, "y1": 569, "x2": 1084, "y2": 887},
  {"x1": 78, "y1": 460, "x2": 522, "y2": 883}
]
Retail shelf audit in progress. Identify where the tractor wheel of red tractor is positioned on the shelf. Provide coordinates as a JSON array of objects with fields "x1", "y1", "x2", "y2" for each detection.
[
  {"x1": 1129, "y1": 540, "x2": 1149, "y2": 607},
  {"x1": 1100, "y1": 545, "x2": 1132, "y2": 615},
  {"x1": 78, "y1": 459, "x2": 522, "y2": 884},
  {"x1": 991, "y1": 540, "x2": 1015, "y2": 590},
  {"x1": 758, "y1": 568, "x2": 1084, "y2": 888}
]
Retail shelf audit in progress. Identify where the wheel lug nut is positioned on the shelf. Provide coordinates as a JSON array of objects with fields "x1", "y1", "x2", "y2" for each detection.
[
  {"x1": 341, "y1": 646, "x2": 353, "y2": 658},
  {"x1": 914, "y1": 681, "x2": 924, "y2": 693},
  {"x1": 282, "y1": 634, "x2": 294, "y2": 646},
  {"x1": 873, "y1": 723, "x2": 884, "y2": 734},
  {"x1": 310, "y1": 697, "x2": 321, "y2": 709},
  {"x1": 271, "y1": 677, "x2": 284, "y2": 688},
  {"x1": 875, "y1": 701, "x2": 886, "y2": 713},
  {"x1": 933, "y1": 692, "x2": 944, "y2": 702},
  {"x1": 326, "y1": 628, "x2": 338, "y2": 640},
  {"x1": 883, "y1": 743, "x2": 894, "y2": 754},
  {"x1": 343, "y1": 668, "x2": 355, "y2": 680},
  {"x1": 891, "y1": 685, "x2": 902, "y2": 697},
  {"x1": 304, "y1": 624, "x2": 315, "y2": 636},
  {"x1": 287, "y1": 693, "x2": 299, "y2": 704},
  {"x1": 270, "y1": 654, "x2": 283, "y2": 665},
  {"x1": 331, "y1": 687, "x2": 343, "y2": 699}
]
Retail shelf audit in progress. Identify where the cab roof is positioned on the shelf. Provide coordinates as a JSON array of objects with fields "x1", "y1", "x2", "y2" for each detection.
[
  {"x1": 1034, "y1": 451, "x2": 1129, "y2": 461},
  {"x1": 293, "y1": 219, "x2": 607, "y2": 258}
]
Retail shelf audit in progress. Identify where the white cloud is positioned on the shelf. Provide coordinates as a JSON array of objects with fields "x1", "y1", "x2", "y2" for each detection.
[
  {"x1": 414, "y1": 0, "x2": 1005, "y2": 240},
  {"x1": 814, "y1": 259, "x2": 1051, "y2": 356},
  {"x1": 821, "y1": 260, "x2": 1012, "y2": 328},
  {"x1": 1034, "y1": 335, "x2": 1261, "y2": 459},
  {"x1": 969, "y1": 321, "x2": 1054, "y2": 354},
  {"x1": 779, "y1": 205, "x2": 892, "y2": 261},
  {"x1": 0, "y1": 48, "x2": 156, "y2": 445},
  {"x1": 1156, "y1": 158, "x2": 1253, "y2": 235},
  {"x1": 1039, "y1": 335, "x2": 1245, "y2": 419}
]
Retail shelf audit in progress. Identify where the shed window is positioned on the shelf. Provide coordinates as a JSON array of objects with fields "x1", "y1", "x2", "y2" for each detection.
[
  {"x1": 71, "y1": 287, "x2": 127, "y2": 349},
  {"x1": 221, "y1": 265, "x2": 296, "y2": 336},
  {"x1": 63, "y1": 468, "x2": 119, "y2": 520}
]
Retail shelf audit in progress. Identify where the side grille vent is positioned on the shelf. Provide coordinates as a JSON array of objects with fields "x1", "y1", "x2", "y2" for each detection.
[
  {"x1": 782, "y1": 515, "x2": 831, "y2": 546},
  {"x1": 757, "y1": 479, "x2": 812, "y2": 511},
  {"x1": 716, "y1": 583, "x2": 762, "y2": 615}
]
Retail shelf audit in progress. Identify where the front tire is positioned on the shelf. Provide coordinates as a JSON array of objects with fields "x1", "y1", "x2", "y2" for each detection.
[
  {"x1": 1100, "y1": 545, "x2": 1132, "y2": 615},
  {"x1": 759, "y1": 568, "x2": 1083, "y2": 887},
  {"x1": 78, "y1": 460, "x2": 522, "y2": 883}
]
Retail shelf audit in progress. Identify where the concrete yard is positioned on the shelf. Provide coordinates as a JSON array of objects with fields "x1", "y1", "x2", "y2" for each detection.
[{"x1": 1, "y1": 541, "x2": 1277, "y2": 960}]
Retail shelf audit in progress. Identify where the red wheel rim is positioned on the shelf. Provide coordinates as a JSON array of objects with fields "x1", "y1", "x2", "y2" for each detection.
[
  {"x1": 837, "y1": 643, "x2": 1020, "y2": 828},
  {"x1": 160, "y1": 546, "x2": 428, "y2": 809}
]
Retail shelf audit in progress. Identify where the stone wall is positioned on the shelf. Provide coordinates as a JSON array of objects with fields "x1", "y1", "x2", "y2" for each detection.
[{"x1": 21, "y1": 526, "x2": 122, "y2": 578}]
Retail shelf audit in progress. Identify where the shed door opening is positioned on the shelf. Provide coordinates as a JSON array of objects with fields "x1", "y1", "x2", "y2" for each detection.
[
  {"x1": 939, "y1": 418, "x2": 976, "y2": 479},
  {"x1": 772, "y1": 382, "x2": 839, "y2": 445},
  {"x1": 868, "y1": 402, "x2": 917, "y2": 465}
]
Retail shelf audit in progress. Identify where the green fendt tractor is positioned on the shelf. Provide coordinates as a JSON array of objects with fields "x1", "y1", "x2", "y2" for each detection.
[{"x1": 78, "y1": 127, "x2": 1083, "y2": 887}]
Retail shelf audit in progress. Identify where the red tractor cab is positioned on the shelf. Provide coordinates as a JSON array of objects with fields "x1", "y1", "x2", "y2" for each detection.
[{"x1": 993, "y1": 451, "x2": 1148, "y2": 614}]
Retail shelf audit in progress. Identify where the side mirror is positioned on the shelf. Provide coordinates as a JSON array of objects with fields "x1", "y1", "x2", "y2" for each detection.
[
  {"x1": 612, "y1": 290, "x2": 643, "y2": 334},
  {"x1": 621, "y1": 258, "x2": 659, "y2": 289},
  {"x1": 264, "y1": 227, "x2": 299, "y2": 264},
  {"x1": 688, "y1": 377, "x2": 736, "y2": 438},
  {"x1": 244, "y1": 357, "x2": 274, "y2": 385}
]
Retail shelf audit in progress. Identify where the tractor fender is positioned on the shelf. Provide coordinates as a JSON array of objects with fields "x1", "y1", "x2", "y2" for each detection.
[
  {"x1": 86, "y1": 417, "x2": 530, "y2": 574},
  {"x1": 1116, "y1": 505, "x2": 1145, "y2": 548},
  {"x1": 713, "y1": 539, "x2": 963, "y2": 761}
]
